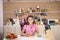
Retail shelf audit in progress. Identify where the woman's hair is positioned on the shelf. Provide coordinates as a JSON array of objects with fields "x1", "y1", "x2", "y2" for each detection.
[{"x1": 26, "y1": 15, "x2": 35, "y2": 25}]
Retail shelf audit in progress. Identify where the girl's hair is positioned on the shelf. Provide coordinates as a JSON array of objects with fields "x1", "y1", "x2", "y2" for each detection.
[{"x1": 26, "y1": 15, "x2": 35, "y2": 25}]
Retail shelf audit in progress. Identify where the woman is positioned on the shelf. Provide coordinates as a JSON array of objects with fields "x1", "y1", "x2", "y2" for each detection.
[{"x1": 21, "y1": 15, "x2": 39, "y2": 37}]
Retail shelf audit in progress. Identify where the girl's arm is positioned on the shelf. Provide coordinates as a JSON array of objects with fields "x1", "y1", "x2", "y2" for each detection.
[
  {"x1": 21, "y1": 25, "x2": 26, "y2": 36},
  {"x1": 36, "y1": 27, "x2": 39, "y2": 34},
  {"x1": 35, "y1": 25, "x2": 39, "y2": 34},
  {"x1": 21, "y1": 28, "x2": 32, "y2": 37},
  {"x1": 21, "y1": 29, "x2": 26, "y2": 36}
]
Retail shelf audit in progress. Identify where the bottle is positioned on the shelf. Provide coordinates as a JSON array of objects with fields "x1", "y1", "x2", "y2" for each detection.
[{"x1": 36, "y1": 6, "x2": 40, "y2": 12}]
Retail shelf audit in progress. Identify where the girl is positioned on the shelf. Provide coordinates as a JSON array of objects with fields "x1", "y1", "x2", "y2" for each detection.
[{"x1": 21, "y1": 15, "x2": 39, "y2": 37}]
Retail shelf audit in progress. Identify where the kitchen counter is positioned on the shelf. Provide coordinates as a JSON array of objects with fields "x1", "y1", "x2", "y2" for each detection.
[
  {"x1": 4, "y1": 24, "x2": 60, "y2": 40},
  {"x1": 3, "y1": 35, "x2": 47, "y2": 40},
  {"x1": 51, "y1": 25, "x2": 60, "y2": 40},
  {"x1": 50, "y1": 25, "x2": 60, "y2": 27}
]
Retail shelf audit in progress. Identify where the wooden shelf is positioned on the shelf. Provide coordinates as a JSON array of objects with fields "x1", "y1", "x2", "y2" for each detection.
[{"x1": 15, "y1": 12, "x2": 47, "y2": 16}]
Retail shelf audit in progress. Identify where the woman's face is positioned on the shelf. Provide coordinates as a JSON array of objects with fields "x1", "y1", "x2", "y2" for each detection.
[{"x1": 28, "y1": 17, "x2": 34, "y2": 24}]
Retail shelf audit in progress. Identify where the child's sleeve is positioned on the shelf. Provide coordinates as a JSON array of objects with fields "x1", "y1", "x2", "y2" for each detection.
[
  {"x1": 34, "y1": 24, "x2": 38, "y2": 29},
  {"x1": 35, "y1": 24, "x2": 38, "y2": 28},
  {"x1": 23, "y1": 25, "x2": 26, "y2": 30}
]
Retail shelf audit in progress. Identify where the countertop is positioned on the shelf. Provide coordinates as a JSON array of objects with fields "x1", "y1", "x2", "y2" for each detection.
[{"x1": 3, "y1": 35, "x2": 47, "y2": 40}]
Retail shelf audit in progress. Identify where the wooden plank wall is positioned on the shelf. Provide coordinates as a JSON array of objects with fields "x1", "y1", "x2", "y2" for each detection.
[{"x1": 3, "y1": 1, "x2": 60, "y2": 25}]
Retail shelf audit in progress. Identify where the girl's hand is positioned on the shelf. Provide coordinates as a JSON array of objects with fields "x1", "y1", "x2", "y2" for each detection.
[
  {"x1": 25, "y1": 34, "x2": 33, "y2": 37},
  {"x1": 21, "y1": 33, "x2": 26, "y2": 36}
]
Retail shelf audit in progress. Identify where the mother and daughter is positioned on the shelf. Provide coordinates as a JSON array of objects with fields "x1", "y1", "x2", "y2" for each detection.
[{"x1": 21, "y1": 15, "x2": 39, "y2": 37}]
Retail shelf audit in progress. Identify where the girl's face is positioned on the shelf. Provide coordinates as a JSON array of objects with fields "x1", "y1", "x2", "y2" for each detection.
[{"x1": 28, "y1": 17, "x2": 34, "y2": 24}]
